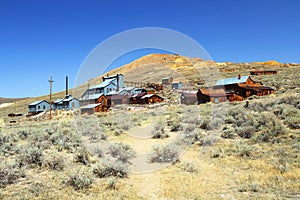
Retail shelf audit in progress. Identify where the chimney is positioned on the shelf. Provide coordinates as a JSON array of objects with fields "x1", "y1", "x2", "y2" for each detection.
[
  {"x1": 238, "y1": 74, "x2": 241, "y2": 79},
  {"x1": 66, "y1": 76, "x2": 69, "y2": 97},
  {"x1": 116, "y1": 74, "x2": 119, "y2": 91}
]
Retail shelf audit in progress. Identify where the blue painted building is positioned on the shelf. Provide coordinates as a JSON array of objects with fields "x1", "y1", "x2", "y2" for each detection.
[
  {"x1": 82, "y1": 74, "x2": 124, "y2": 97},
  {"x1": 28, "y1": 100, "x2": 50, "y2": 113},
  {"x1": 53, "y1": 95, "x2": 80, "y2": 110},
  {"x1": 171, "y1": 82, "x2": 183, "y2": 89}
]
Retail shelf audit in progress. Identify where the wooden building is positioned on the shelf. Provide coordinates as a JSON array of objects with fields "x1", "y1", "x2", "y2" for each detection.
[
  {"x1": 171, "y1": 82, "x2": 183, "y2": 89},
  {"x1": 213, "y1": 75, "x2": 274, "y2": 100},
  {"x1": 83, "y1": 74, "x2": 124, "y2": 96},
  {"x1": 162, "y1": 76, "x2": 173, "y2": 85},
  {"x1": 80, "y1": 103, "x2": 102, "y2": 115},
  {"x1": 53, "y1": 95, "x2": 80, "y2": 110},
  {"x1": 181, "y1": 91, "x2": 197, "y2": 105},
  {"x1": 79, "y1": 93, "x2": 109, "y2": 112},
  {"x1": 28, "y1": 100, "x2": 50, "y2": 114},
  {"x1": 196, "y1": 88, "x2": 227, "y2": 104},
  {"x1": 250, "y1": 70, "x2": 277, "y2": 75},
  {"x1": 129, "y1": 92, "x2": 147, "y2": 104},
  {"x1": 140, "y1": 94, "x2": 164, "y2": 104},
  {"x1": 107, "y1": 94, "x2": 130, "y2": 106}
]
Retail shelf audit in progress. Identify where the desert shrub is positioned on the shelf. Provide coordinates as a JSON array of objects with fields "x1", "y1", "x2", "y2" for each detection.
[
  {"x1": 0, "y1": 134, "x2": 19, "y2": 156},
  {"x1": 108, "y1": 142, "x2": 136, "y2": 163},
  {"x1": 150, "y1": 144, "x2": 180, "y2": 163},
  {"x1": 199, "y1": 117, "x2": 210, "y2": 130},
  {"x1": 236, "y1": 126, "x2": 256, "y2": 139},
  {"x1": 221, "y1": 125, "x2": 237, "y2": 139},
  {"x1": 17, "y1": 129, "x2": 31, "y2": 139},
  {"x1": 232, "y1": 142, "x2": 254, "y2": 158},
  {"x1": 106, "y1": 177, "x2": 117, "y2": 189},
  {"x1": 75, "y1": 148, "x2": 91, "y2": 165},
  {"x1": 29, "y1": 182, "x2": 45, "y2": 197},
  {"x1": 167, "y1": 116, "x2": 182, "y2": 132},
  {"x1": 179, "y1": 161, "x2": 197, "y2": 172},
  {"x1": 210, "y1": 147, "x2": 225, "y2": 158},
  {"x1": 17, "y1": 147, "x2": 43, "y2": 167},
  {"x1": 199, "y1": 135, "x2": 219, "y2": 146},
  {"x1": 90, "y1": 146, "x2": 104, "y2": 158},
  {"x1": 182, "y1": 124, "x2": 196, "y2": 134},
  {"x1": 93, "y1": 160, "x2": 128, "y2": 178},
  {"x1": 50, "y1": 129, "x2": 81, "y2": 152},
  {"x1": 181, "y1": 128, "x2": 204, "y2": 145},
  {"x1": 281, "y1": 106, "x2": 300, "y2": 129},
  {"x1": 65, "y1": 170, "x2": 94, "y2": 190},
  {"x1": 0, "y1": 162, "x2": 25, "y2": 188},
  {"x1": 152, "y1": 123, "x2": 169, "y2": 139},
  {"x1": 43, "y1": 153, "x2": 65, "y2": 171}
]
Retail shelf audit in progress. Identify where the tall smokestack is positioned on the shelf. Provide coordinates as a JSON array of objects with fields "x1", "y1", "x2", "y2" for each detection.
[{"x1": 66, "y1": 76, "x2": 69, "y2": 96}]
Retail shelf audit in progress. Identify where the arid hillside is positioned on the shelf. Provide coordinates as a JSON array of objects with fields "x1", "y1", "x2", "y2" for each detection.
[
  {"x1": 1, "y1": 53, "x2": 299, "y2": 121},
  {"x1": 0, "y1": 54, "x2": 299, "y2": 199}
]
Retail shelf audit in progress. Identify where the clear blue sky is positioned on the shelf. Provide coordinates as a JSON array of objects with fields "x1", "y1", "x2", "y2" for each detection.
[{"x1": 0, "y1": 0, "x2": 299, "y2": 98}]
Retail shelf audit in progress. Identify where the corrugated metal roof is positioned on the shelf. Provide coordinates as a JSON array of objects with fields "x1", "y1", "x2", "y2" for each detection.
[
  {"x1": 215, "y1": 76, "x2": 249, "y2": 86},
  {"x1": 28, "y1": 100, "x2": 48, "y2": 106},
  {"x1": 80, "y1": 103, "x2": 101, "y2": 109},
  {"x1": 89, "y1": 80, "x2": 114, "y2": 89},
  {"x1": 54, "y1": 99, "x2": 63, "y2": 104},
  {"x1": 80, "y1": 93, "x2": 104, "y2": 101}
]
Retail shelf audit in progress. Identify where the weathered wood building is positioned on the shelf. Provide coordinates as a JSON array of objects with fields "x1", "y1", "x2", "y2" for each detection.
[
  {"x1": 250, "y1": 70, "x2": 277, "y2": 75},
  {"x1": 162, "y1": 76, "x2": 173, "y2": 85},
  {"x1": 80, "y1": 103, "x2": 103, "y2": 115},
  {"x1": 213, "y1": 75, "x2": 274, "y2": 100},
  {"x1": 196, "y1": 88, "x2": 227, "y2": 104},
  {"x1": 79, "y1": 93, "x2": 109, "y2": 112},
  {"x1": 181, "y1": 91, "x2": 197, "y2": 105},
  {"x1": 140, "y1": 94, "x2": 164, "y2": 104}
]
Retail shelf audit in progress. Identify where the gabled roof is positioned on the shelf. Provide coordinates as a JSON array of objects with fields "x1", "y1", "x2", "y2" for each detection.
[
  {"x1": 141, "y1": 94, "x2": 154, "y2": 99},
  {"x1": 80, "y1": 93, "x2": 105, "y2": 101},
  {"x1": 199, "y1": 88, "x2": 226, "y2": 97},
  {"x1": 28, "y1": 100, "x2": 49, "y2": 106},
  {"x1": 53, "y1": 98, "x2": 63, "y2": 104},
  {"x1": 182, "y1": 91, "x2": 197, "y2": 97},
  {"x1": 89, "y1": 80, "x2": 115, "y2": 89},
  {"x1": 215, "y1": 76, "x2": 249, "y2": 86},
  {"x1": 80, "y1": 103, "x2": 101, "y2": 109}
]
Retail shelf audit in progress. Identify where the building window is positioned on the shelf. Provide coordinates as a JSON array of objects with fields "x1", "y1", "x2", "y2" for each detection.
[
  {"x1": 72, "y1": 102, "x2": 75, "y2": 108},
  {"x1": 43, "y1": 105, "x2": 46, "y2": 109},
  {"x1": 38, "y1": 105, "x2": 41, "y2": 109}
]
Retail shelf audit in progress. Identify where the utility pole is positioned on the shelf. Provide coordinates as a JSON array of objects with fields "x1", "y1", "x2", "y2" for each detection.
[{"x1": 49, "y1": 75, "x2": 54, "y2": 120}]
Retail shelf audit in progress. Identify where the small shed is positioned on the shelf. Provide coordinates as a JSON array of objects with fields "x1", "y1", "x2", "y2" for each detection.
[
  {"x1": 181, "y1": 91, "x2": 197, "y2": 105},
  {"x1": 162, "y1": 76, "x2": 173, "y2": 85},
  {"x1": 140, "y1": 94, "x2": 164, "y2": 104},
  {"x1": 80, "y1": 103, "x2": 102, "y2": 115},
  {"x1": 171, "y1": 82, "x2": 183, "y2": 89},
  {"x1": 28, "y1": 100, "x2": 50, "y2": 113}
]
